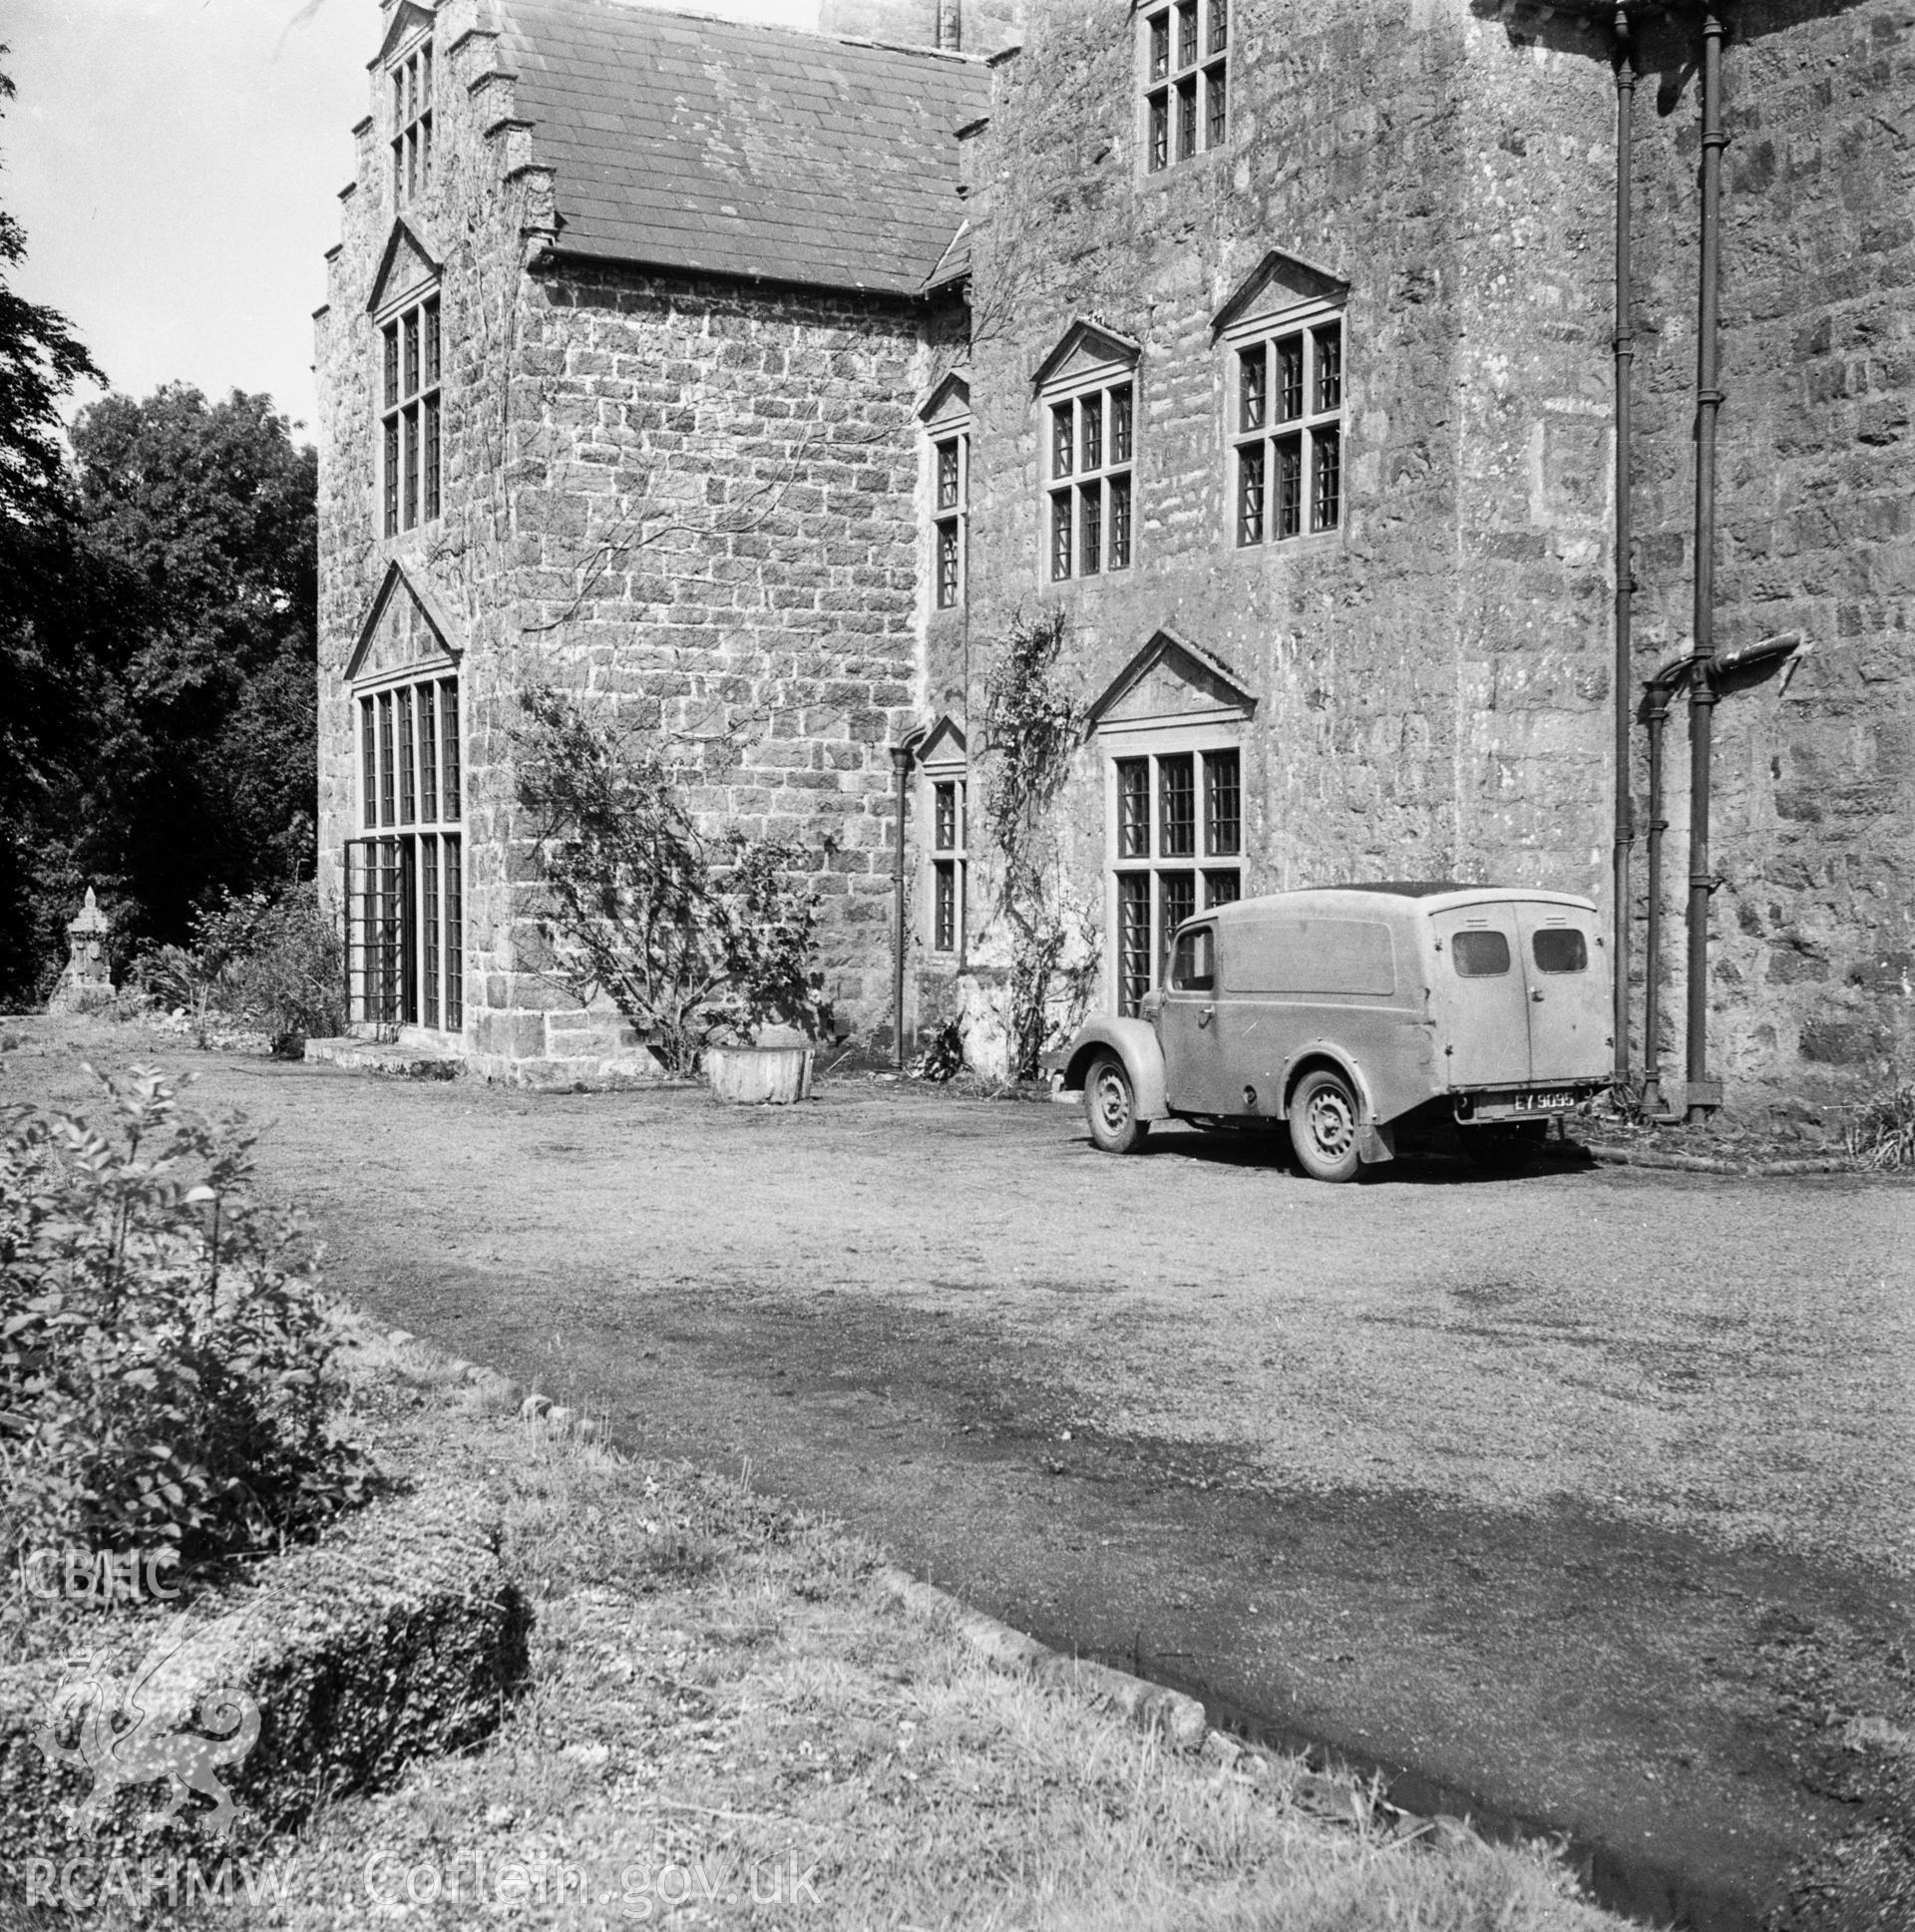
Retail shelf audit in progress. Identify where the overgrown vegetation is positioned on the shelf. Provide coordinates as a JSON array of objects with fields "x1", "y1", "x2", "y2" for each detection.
[
  {"x1": 515, "y1": 686, "x2": 826, "y2": 1074},
  {"x1": 132, "y1": 881, "x2": 346, "y2": 1051},
  {"x1": 981, "y1": 606, "x2": 1099, "y2": 1081},
  {"x1": 0, "y1": 1069, "x2": 371, "y2": 1568},
  {"x1": 1843, "y1": 1081, "x2": 1915, "y2": 1171}
]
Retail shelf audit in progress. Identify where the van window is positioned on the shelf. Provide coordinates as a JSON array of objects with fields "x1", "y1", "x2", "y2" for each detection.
[
  {"x1": 1170, "y1": 924, "x2": 1215, "y2": 990},
  {"x1": 1451, "y1": 929, "x2": 1511, "y2": 976},
  {"x1": 1532, "y1": 927, "x2": 1589, "y2": 973}
]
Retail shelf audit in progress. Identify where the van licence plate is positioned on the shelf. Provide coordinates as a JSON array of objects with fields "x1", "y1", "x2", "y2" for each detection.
[{"x1": 1521, "y1": 1089, "x2": 1580, "y2": 1111}]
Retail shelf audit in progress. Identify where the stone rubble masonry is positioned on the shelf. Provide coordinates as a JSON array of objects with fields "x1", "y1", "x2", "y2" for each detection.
[
  {"x1": 316, "y1": 0, "x2": 958, "y2": 1083},
  {"x1": 317, "y1": 0, "x2": 1911, "y2": 1109},
  {"x1": 920, "y1": 0, "x2": 1912, "y2": 1113}
]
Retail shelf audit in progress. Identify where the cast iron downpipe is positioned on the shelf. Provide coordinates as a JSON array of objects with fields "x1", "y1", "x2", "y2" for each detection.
[
  {"x1": 1684, "y1": 6, "x2": 1729, "y2": 1120},
  {"x1": 889, "y1": 734, "x2": 923, "y2": 1070},
  {"x1": 1610, "y1": 7, "x2": 1638, "y2": 1086},
  {"x1": 1639, "y1": 653, "x2": 1695, "y2": 1119}
]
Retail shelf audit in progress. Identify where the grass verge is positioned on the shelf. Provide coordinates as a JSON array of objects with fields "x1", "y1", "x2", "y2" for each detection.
[{"x1": 16, "y1": 1322, "x2": 1621, "y2": 1932}]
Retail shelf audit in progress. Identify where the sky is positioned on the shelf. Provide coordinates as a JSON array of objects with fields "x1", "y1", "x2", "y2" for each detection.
[{"x1": 3, "y1": 0, "x2": 819, "y2": 438}]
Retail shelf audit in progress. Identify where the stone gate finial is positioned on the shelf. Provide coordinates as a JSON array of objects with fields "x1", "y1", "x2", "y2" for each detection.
[{"x1": 48, "y1": 885, "x2": 115, "y2": 1014}]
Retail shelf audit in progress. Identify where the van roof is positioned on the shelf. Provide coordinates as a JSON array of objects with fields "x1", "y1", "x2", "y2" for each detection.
[{"x1": 1210, "y1": 883, "x2": 1600, "y2": 921}]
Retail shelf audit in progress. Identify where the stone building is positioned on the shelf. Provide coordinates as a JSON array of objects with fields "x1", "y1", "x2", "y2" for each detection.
[{"x1": 316, "y1": 0, "x2": 1913, "y2": 1109}]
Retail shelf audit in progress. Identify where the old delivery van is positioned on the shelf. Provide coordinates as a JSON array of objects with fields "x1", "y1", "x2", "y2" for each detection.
[{"x1": 1059, "y1": 884, "x2": 1613, "y2": 1182}]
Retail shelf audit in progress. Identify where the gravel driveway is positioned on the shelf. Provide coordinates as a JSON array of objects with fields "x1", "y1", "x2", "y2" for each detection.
[{"x1": 6, "y1": 1025, "x2": 1910, "y2": 1929}]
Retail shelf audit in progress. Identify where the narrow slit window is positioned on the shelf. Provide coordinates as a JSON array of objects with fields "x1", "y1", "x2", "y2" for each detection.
[{"x1": 927, "y1": 416, "x2": 968, "y2": 610}]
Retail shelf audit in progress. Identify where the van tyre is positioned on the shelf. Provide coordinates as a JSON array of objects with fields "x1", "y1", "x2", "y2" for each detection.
[
  {"x1": 1085, "y1": 1055, "x2": 1149, "y2": 1155},
  {"x1": 1289, "y1": 1068, "x2": 1362, "y2": 1184}
]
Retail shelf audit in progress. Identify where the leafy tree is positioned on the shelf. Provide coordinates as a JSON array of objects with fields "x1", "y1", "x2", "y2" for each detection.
[
  {"x1": 69, "y1": 385, "x2": 319, "y2": 946},
  {"x1": 0, "y1": 51, "x2": 101, "y2": 529},
  {"x1": 515, "y1": 687, "x2": 826, "y2": 1073},
  {"x1": 0, "y1": 46, "x2": 107, "y2": 1003}
]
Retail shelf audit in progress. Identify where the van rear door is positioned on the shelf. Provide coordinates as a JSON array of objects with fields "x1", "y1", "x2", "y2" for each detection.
[
  {"x1": 1513, "y1": 904, "x2": 1609, "y2": 1081},
  {"x1": 1428, "y1": 904, "x2": 1530, "y2": 1086}
]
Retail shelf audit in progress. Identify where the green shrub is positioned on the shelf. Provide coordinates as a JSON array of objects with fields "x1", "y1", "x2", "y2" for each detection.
[
  {"x1": 131, "y1": 881, "x2": 345, "y2": 1050},
  {"x1": 0, "y1": 1068, "x2": 372, "y2": 1569},
  {"x1": 515, "y1": 686, "x2": 826, "y2": 1073}
]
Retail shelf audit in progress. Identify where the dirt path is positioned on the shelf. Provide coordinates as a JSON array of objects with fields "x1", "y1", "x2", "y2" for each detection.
[{"x1": 6, "y1": 1024, "x2": 1911, "y2": 1929}]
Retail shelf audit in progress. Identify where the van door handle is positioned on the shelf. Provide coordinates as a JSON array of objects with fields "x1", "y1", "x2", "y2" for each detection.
[
  {"x1": 1198, "y1": 1006, "x2": 1214, "y2": 1028},
  {"x1": 1530, "y1": 989, "x2": 1545, "y2": 1003}
]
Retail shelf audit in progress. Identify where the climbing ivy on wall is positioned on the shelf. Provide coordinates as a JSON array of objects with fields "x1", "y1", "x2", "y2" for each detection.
[{"x1": 981, "y1": 606, "x2": 1098, "y2": 1081}]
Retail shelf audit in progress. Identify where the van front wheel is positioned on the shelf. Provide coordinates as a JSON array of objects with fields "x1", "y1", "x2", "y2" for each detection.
[
  {"x1": 1084, "y1": 1055, "x2": 1150, "y2": 1155},
  {"x1": 1289, "y1": 1068, "x2": 1362, "y2": 1183}
]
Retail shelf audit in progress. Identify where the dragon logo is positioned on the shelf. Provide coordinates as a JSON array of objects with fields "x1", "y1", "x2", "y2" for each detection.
[{"x1": 31, "y1": 1615, "x2": 260, "y2": 1838}]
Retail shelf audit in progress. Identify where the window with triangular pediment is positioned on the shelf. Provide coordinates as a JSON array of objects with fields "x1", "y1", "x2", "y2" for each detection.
[
  {"x1": 1089, "y1": 631, "x2": 1256, "y2": 1013},
  {"x1": 343, "y1": 565, "x2": 463, "y2": 1035},
  {"x1": 1034, "y1": 324, "x2": 1140, "y2": 583},
  {"x1": 1214, "y1": 252, "x2": 1348, "y2": 550}
]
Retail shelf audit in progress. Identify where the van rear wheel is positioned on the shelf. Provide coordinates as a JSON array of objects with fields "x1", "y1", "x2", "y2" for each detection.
[
  {"x1": 1289, "y1": 1068, "x2": 1362, "y2": 1183},
  {"x1": 1084, "y1": 1055, "x2": 1149, "y2": 1155}
]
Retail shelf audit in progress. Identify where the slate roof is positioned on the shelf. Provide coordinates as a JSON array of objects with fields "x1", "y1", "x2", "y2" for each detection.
[{"x1": 498, "y1": 0, "x2": 989, "y2": 296}]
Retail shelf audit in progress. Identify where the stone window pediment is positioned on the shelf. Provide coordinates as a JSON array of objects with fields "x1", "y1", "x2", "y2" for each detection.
[
  {"x1": 346, "y1": 560, "x2": 464, "y2": 686},
  {"x1": 1086, "y1": 627, "x2": 1257, "y2": 736},
  {"x1": 1031, "y1": 319, "x2": 1141, "y2": 395},
  {"x1": 918, "y1": 372, "x2": 970, "y2": 429},
  {"x1": 377, "y1": 0, "x2": 436, "y2": 69},
  {"x1": 367, "y1": 218, "x2": 442, "y2": 319},
  {"x1": 918, "y1": 714, "x2": 967, "y2": 771},
  {"x1": 1211, "y1": 249, "x2": 1348, "y2": 339}
]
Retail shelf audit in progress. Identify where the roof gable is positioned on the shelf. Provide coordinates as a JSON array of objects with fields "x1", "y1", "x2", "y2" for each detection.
[
  {"x1": 1085, "y1": 628, "x2": 1258, "y2": 732},
  {"x1": 1211, "y1": 248, "x2": 1349, "y2": 336},
  {"x1": 346, "y1": 561, "x2": 465, "y2": 684},
  {"x1": 367, "y1": 218, "x2": 442, "y2": 316},
  {"x1": 1032, "y1": 319, "x2": 1142, "y2": 393},
  {"x1": 499, "y1": 0, "x2": 991, "y2": 298}
]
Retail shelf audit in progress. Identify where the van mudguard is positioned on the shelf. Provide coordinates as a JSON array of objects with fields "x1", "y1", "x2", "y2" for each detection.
[
  {"x1": 1059, "y1": 1018, "x2": 1169, "y2": 1122},
  {"x1": 1277, "y1": 1039, "x2": 1397, "y2": 1164}
]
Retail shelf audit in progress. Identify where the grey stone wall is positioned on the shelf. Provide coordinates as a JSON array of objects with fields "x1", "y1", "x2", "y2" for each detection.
[
  {"x1": 317, "y1": 0, "x2": 951, "y2": 1080},
  {"x1": 937, "y1": 0, "x2": 1912, "y2": 1114},
  {"x1": 943, "y1": 0, "x2": 1618, "y2": 1052},
  {"x1": 1618, "y1": 0, "x2": 1915, "y2": 1101},
  {"x1": 484, "y1": 259, "x2": 952, "y2": 1073}
]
